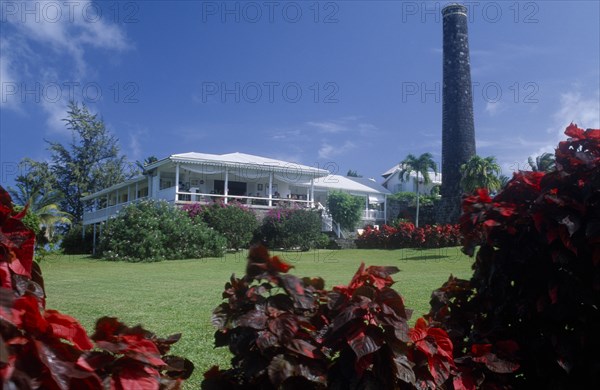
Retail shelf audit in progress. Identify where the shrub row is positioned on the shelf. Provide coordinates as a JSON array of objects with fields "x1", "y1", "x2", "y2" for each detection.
[
  {"x1": 95, "y1": 201, "x2": 326, "y2": 262},
  {"x1": 61, "y1": 224, "x2": 94, "y2": 254},
  {"x1": 98, "y1": 200, "x2": 226, "y2": 261},
  {"x1": 355, "y1": 222, "x2": 461, "y2": 249},
  {"x1": 255, "y1": 206, "x2": 329, "y2": 251},
  {"x1": 183, "y1": 201, "x2": 258, "y2": 250}
]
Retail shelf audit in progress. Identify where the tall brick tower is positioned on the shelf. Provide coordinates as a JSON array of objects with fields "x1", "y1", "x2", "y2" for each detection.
[{"x1": 440, "y1": 3, "x2": 476, "y2": 221}]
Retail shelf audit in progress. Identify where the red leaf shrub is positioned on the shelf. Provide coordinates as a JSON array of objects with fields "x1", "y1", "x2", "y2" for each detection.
[
  {"x1": 0, "y1": 187, "x2": 193, "y2": 389},
  {"x1": 356, "y1": 222, "x2": 461, "y2": 249},
  {"x1": 203, "y1": 245, "x2": 455, "y2": 389},
  {"x1": 427, "y1": 124, "x2": 600, "y2": 388}
]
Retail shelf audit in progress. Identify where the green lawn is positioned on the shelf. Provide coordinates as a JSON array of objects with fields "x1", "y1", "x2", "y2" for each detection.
[{"x1": 41, "y1": 248, "x2": 474, "y2": 389}]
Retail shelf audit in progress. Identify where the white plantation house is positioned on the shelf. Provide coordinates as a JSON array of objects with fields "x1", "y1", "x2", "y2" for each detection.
[
  {"x1": 380, "y1": 164, "x2": 442, "y2": 195},
  {"x1": 81, "y1": 152, "x2": 390, "y2": 231}
]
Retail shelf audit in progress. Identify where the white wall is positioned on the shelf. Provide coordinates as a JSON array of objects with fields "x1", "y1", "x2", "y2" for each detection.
[{"x1": 383, "y1": 171, "x2": 441, "y2": 195}]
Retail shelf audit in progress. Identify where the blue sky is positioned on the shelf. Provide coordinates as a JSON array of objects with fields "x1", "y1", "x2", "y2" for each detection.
[{"x1": 1, "y1": 0, "x2": 599, "y2": 187}]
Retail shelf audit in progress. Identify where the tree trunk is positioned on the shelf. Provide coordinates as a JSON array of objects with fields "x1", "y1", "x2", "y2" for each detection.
[{"x1": 415, "y1": 173, "x2": 420, "y2": 227}]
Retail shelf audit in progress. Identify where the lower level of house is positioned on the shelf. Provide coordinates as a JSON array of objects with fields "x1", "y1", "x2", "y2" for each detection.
[{"x1": 81, "y1": 152, "x2": 390, "y2": 231}]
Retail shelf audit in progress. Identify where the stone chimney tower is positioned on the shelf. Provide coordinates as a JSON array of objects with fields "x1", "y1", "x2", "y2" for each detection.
[{"x1": 440, "y1": 3, "x2": 476, "y2": 221}]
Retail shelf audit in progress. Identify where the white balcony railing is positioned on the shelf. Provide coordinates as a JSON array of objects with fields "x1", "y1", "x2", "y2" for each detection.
[
  {"x1": 362, "y1": 209, "x2": 384, "y2": 220},
  {"x1": 82, "y1": 197, "x2": 148, "y2": 225},
  {"x1": 174, "y1": 190, "x2": 313, "y2": 208}
]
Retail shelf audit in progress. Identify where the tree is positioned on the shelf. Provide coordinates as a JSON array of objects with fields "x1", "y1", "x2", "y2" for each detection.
[
  {"x1": 528, "y1": 152, "x2": 555, "y2": 172},
  {"x1": 460, "y1": 155, "x2": 501, "y2": 194},
  {"x1": 399, "y1": 153, "x2": 437, "y2": 227},
  {"x1": 9, "y1": 159, "x2": 70, "y2": 245},
  {"x1": 135, "y1": 155, "x2": 159, "y2": 175},
  {"x1": 499, "y1": 174, "x2": 511, "y2": 189},
  {"x1": 8, "y1": 159, "x2": 57, "y2": 206},
  {"x1": 47, "y1": 102, "x2": 133, "y2": 223},
  {"x1": 346, "y1": 169, "x2": 362, "y2": 177},
  {"x1": 326, "y1": 191, "x2": 363, "y2": 231},
  {"x1": 9, "y1": 186, "x2": 71, "y2": 244}
]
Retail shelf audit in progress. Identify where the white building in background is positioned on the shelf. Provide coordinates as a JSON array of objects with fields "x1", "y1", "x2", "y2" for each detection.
[
  {"x1": 81, "y1": 152, "x2": 390, "y2": 230},
  {"x1": 381, "y1": 164, "x2": 442, "y2": 195}
]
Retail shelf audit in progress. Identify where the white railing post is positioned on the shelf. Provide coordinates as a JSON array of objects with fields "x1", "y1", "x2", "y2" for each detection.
[
  {"x1": 224, "y1": 167, "x2": 229, "y2": 204},
  {"x1": 175, "y1": 163, "x2": 180, "y2": 201},
  {"x1": 268, "y1": 172, "x2": 273, "y2": 207},
  {"x1": 310, "y1": 179, "x2": 315, "y2": 207}
]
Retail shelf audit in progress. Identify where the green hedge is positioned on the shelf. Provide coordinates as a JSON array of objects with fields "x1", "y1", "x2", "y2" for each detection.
[
  {"x1": 184, "y1": 202, "x2": 258, "y2": 250},
  {"x1": 257, "y1": 207, "x2": 327, "y2": 251},
  {"x1": 98, "y1": 200, "x2": 226, "y2": 262},
  {"x1": 61, "y1": 224, "x2": 93, "y2": 254}
]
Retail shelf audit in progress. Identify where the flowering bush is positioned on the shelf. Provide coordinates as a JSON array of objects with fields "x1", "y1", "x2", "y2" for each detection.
[
  {"x1": 183, "y1": 201, "x2": 258, "y2": 250},
  {"x1": 202, "y1": 245, "x2": 455, "y2": 389},
  {"x1": 427, "y1": 124, "x2": 600, "y2": 388},
  {"x1": 356, "y1": 222, "x2": 461, "y2": 249},
  {"x1": 0, "y1": 187, "x2": 194, "y2": 389},
  {"x1": 98, "y1": 199, "x2": 226, "y2": 261},
  {"x1": 257, "y1": 206, "x2": 326, "y2": 250}
]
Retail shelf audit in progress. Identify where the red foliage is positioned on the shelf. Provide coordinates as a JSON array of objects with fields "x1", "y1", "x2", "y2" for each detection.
[
  {"x1": 356, "y1": 222, "x2": 461, "y2": 249},
  {"x1": 428, "y1": 124, "x2": 600, "y2": 388},
  {"x1": 409, "y1": 317, "x2": 455, "y2": 388},
  {"x1": 204, "y1": 245, "x2": 456, "y2": 389},
  {"x1": 0, "y1": 186, "x2": 193, "y2": 389}
]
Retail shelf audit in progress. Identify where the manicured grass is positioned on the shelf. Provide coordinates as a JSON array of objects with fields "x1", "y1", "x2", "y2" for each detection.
[{"x1": 41, "y1": 248, "x2": 474, "y2": 389}]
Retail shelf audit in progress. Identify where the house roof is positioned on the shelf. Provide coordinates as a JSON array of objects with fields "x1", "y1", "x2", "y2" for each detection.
[
  {"x1": 84, "y1": 152, "x2": 330, "y2": 200},
  {"x1": 310, "y1": 175, "x2": 391, "y2": 195},
  {"x1": 381, "y1": 165, "x2": 442, "y2": 187},
  {"x1": 381, "y1": 163, "x2": 402, "y2": 178},
  {"x1": 160, "y1": 152, "x2": 329, "y2": 176},
  {"x1": 346, "y1": 176, "x2": 392, "y2": 193}
]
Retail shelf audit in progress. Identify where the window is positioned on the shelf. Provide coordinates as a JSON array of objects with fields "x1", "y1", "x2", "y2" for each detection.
[{"x1": 160, "y1": 179, "x2": 173, "y2": 190}]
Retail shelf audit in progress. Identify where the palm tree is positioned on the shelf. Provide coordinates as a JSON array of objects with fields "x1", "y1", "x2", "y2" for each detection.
[
  {"x1": 135, "y1": 156, "x2": 159, "y2": 175},
  {"x1": 499, "y1": 174, "x2": 511, "y2": 189},
  {"x1": 9, "y1": 185, "x2": 72, "y2": 243},
  {"x1": 528, "y1": 152, "x2": 555, "y2": 172},
  {"x1": 460, "y1": 155, "x2": 502, "y2": 194},
  {"x1": 399, "y1": 153, "x2": 437, "y2": 227}
]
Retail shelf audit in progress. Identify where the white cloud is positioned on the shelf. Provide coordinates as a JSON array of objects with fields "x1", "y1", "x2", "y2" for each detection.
[
  {"x1": 318, "y1": 140, "x2": 355, "y2": 159},
  {"x1": 476, "y1": 139, "x2": 498, "y2": 148},
  {"x1": 552, "y1": 91, "x2": 600, "y2": 131},
  {"x1": 307, "y1": 121, "x2": 348, "y2": 133},
  {"x1": 1, "y1": 1, "x2": 131, "y2": 130},
  {"x1": 3, "y1": 1, "x2": 129, "y2": 76},
  {"x1": 128, "y1": 131, "x2": 144, "y2": 162},
  {"x1": 485, "y1": 101, "x2": 504, "y2": 116},
  {"x1": 307, "y1": 117, "x2": 379, "y2": 136},
  {"x1": 41, "y1": 99, "x2": 69, "y2": 133},
  {"x1": 0, "y1": 37, "x2": 21, "y2": 112},
  {"x1": 509, "y1": 90, "x2": 600, "y2": 172},
  {"x1": 271, "y1": 129, "x2": 301, "y2": 140},
  {"x1": 357, "y1": 122, "x2": 378, "y2": 135}
]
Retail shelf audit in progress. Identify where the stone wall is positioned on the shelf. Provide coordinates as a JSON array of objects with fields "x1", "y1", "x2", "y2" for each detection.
[
  {"x1": 434, "y1": 196, "x2": 462, "y2": 225},
  {"x1": 385, "y1": 199, "x2": 437, "y2": 226}
]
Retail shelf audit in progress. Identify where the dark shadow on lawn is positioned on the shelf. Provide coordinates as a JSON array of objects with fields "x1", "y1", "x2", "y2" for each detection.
[{"x1": 402, "y1": 254, "x2": 450, "y2": 261}]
